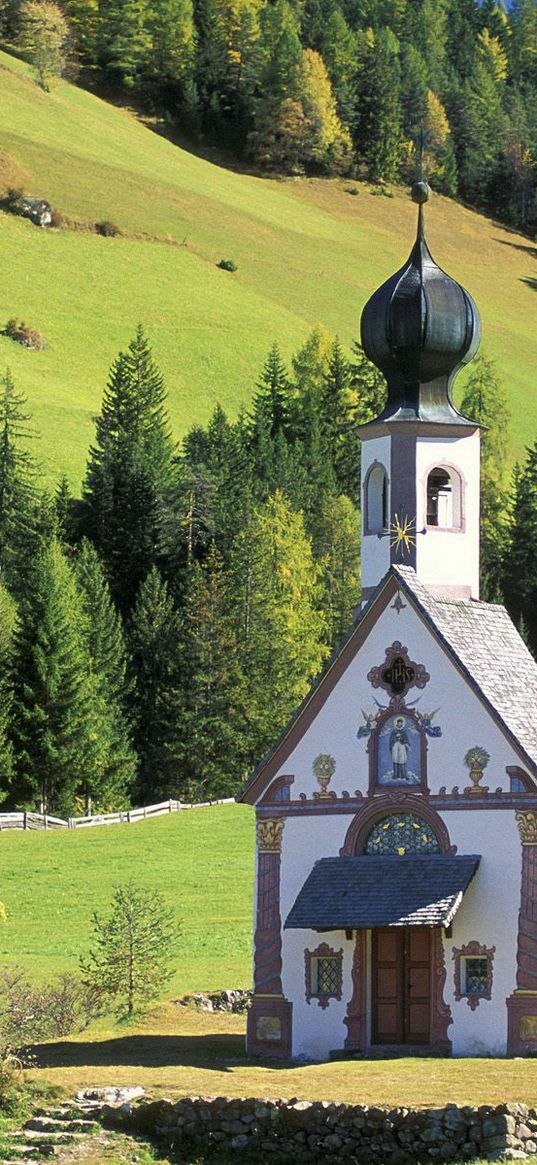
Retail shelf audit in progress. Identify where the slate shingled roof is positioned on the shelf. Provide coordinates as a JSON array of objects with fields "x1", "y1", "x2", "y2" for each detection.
[
  {"x1": 394, "y1": 566, "x2": 537, "y2": 773},
  {"x1": 285, "y1": 855, "x2": 480, "y2": 930}
]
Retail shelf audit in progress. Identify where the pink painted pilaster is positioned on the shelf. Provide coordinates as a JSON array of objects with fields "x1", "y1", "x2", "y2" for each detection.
[
  {"x1": 247, "y1": 818, "x2": 292, "y2": 1058},
  {"x1": 507, "y1": 811, "x2": 537, "y2": 1054}
]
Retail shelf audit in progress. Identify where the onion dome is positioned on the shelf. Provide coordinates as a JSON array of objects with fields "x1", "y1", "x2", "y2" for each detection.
[{"x1": 360, "y1": 182, "x2": 481, "y2": 424}]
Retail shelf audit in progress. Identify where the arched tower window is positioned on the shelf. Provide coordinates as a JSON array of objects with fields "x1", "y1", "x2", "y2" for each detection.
[
  {"x1": 365, "y1": 464, "x2": 388, "y2": 533},
  {"x1": 364, "y1": 813, "x2": 440, "y2": 856},
  {"x1": 426, "y1": 466, "x2": 462, "y2": 530}
]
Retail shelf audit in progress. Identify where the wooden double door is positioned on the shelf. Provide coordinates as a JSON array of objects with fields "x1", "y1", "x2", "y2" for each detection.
[{"x1": 372, "y1": 928, "x2": 431, "y2": 1046}]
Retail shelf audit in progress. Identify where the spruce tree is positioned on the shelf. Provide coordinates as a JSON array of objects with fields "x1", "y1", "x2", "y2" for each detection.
[
  {"x1": 355, "y1": 27, "x2": 403, "y2": 180},
  {"x1": 320, "y1": 338, "x2": 354, "y2": 496},
  {"x1": 54, "y1": 475, "x2": 76, "y2": 549},
  {"x1": 74, "y1": 539, "x2": 136, "y2": 809},
  {"x1": 129, "y1": 567, "x2": 184, "y2": 802},
  {"x1": 250, "y1": 342, "x2": 291, "y2": 440},
  {"x1": 81, "y1": 327, "x2": 179, "y2": 614},
  {"x1": 96, "y1": 0, "x2": 149, "y2": 87},
  {"x1": 0, "y1": 582, "x2": 17, "y2": 803},
  {"x1": 10, "y1": 539, "x2": 103, "y2": 815},
  {"x1": 460, "y1": 354, "x2": 511, "y2": 601},
  {"x1": 0, "y1": 371, "x2": 39, "y2": 596},
  {"x1": 176, "y1": 545, "x2": 247, "y2": 797},
  {"x1": 503, "y1": 456, "x2": 537, "y2": 650}
]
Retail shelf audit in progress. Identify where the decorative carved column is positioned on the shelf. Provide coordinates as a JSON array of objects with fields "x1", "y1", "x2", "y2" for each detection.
[
  {"x1": 507, "y1": 811, "x2": 537, "y2": 1054},
  {"x1": 253, "y1": 819, "x2": 284, "y2": 994},
  {"x1": 430, "y1": 930, "x2": 452, "y2": 1053},
  {"x1": 344, "y1": 930, "x2": 367, "y2": 1051},
  {"x1": 246, "y1": 817, "x2": 293, "y2": 1059}
]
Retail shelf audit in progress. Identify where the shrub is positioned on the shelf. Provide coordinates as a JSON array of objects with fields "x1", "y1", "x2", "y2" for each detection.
[
  {"x1": 95, "y1": 220, "x2": 121, "y2": 237},
  {"x1": 0, "y1": 1057, "x2": 25, "y2": 1115},
  {"x1": 0, "y1": 153, "x2": 30, "y2": 200},
  {"x1": 1, "y1": 188, "x2": 25, "y2": 211},
  {"x1": 0, "y1": 967, "x2": 99, "y2": 1063},
  {"x1": 3, "y1": 319, "x2": 45, "y2": 350},
  {"x1": 217, "y1": 259, "x2": 237, "y2": 272},
  {"x1": 370, "y1": 184, "x2": 394, "y2": 198},
  {"x1": 49, "y1": 208, "x2": 67, "y2": 229},
  {"x1": 345, "y1": 186, "x2": 359, "y2": 196}
]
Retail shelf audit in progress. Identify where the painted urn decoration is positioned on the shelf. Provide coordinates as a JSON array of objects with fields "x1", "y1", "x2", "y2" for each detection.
[
  {"x1": 464, "y1": 746, "x2": 490, "y2": 796},
  {"x1": 313, "y1": 753, "x2": 336, "y2": 799}
]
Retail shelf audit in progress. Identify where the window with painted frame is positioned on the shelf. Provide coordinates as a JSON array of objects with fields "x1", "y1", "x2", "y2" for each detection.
[{"x1": 304, "y1": 942, "x2": 343, "y2": 1009}]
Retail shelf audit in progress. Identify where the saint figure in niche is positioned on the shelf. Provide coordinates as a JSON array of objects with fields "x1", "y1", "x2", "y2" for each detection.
[
  {"x1": 389, "y1": 716, "x2": 411, "y2": 781},
  {"x1": 377, "y1": 713, "x2": 421, "y2": 786}
]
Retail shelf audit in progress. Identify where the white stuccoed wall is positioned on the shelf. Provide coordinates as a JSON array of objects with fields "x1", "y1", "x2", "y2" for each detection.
[
  {"x1": 278, "y1": 597, "x2": 518, "y2": 801},
  {"x1": 443, "y1": 810, "x2": 521, "y2": 1056},
  {"x1": 415, "y1": 431, "x2": 480, "y2": 599},
  {"x1": 267, "y1": 594, "x2": 526, "y2": 1059},
  {"x1": 361, "y1": 435, "x2": 391, "y2": 593}
]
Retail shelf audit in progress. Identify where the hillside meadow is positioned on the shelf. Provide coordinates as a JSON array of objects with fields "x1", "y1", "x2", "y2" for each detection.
[
  {"x1": 1, "y1": 52, "x2": 537, "y2": 485},
  {"x1": 0, "y1": 803, "x2": 254, "y2": 994}
]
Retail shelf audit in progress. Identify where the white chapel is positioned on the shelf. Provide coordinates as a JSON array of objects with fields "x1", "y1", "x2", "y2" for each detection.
[{"x1": 238, "y1": 181, "x2": 537, "y2": 1060}]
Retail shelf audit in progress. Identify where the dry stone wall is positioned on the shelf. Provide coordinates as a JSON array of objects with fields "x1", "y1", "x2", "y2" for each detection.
[{"x1": 102, "y1": 1095, "x2": 537, "y2": 1161}]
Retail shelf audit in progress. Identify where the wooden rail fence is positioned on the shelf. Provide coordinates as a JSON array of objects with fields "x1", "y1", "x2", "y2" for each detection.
[{"x1": 0, "y1": 797, "x2": 235, "y2": 831}]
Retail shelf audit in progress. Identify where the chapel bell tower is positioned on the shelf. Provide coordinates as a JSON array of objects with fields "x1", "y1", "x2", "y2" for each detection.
[{"x1": 359, "y1": 182, "x2": 482, "y2": 601}]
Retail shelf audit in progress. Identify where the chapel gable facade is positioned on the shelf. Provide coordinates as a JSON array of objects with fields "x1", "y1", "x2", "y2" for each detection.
[{"x1": 238, "y1": 181, "x2": 537, "y2": 1060}]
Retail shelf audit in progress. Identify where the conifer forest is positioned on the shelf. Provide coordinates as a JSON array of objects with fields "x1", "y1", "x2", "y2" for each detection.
[
  {"x1": 0, "y1": 322, "x2": 528, "y2": 815},
  {"x1": 2, "y1": 0, "x2": 537, "y2": 815},
  {"x1": 3, "y1": 0, "x2": 537, "y2": 232}
]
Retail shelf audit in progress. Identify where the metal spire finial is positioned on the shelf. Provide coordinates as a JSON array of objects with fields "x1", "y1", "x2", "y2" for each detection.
[{"x1": 411, "y1": 131, "x2": 431, "y2": 238}]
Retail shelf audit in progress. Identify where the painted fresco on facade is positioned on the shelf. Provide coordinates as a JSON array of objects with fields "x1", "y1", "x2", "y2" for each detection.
[
  {"x1": 357, "y1": 702, "x2": 442, "y2": 743},
  {"x1": 377, "y1": 713, "x2": 421, "y2": 785}
]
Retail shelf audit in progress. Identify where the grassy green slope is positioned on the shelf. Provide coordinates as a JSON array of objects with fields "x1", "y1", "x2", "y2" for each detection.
[
  {"x1": 1, "y1": 50, "x2": 537, "y2": 484},
  {"x1": 0, "y1": 803, "x2": 254, "y2": 994}
]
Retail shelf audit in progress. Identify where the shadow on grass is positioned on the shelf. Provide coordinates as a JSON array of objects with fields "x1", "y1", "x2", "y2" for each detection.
[
  {"x1": 496, "y1": 237, "x2": 537, "y2": 259},
  {"x1": 521, "y1": 277, "x2": 537, "y2": 291},
  {"x1": 32, "y1": 1033, "x2": 252, "y2": 1072}
]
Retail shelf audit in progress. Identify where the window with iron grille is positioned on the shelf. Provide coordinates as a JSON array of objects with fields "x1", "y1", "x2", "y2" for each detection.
[
  {"x1": 464, "y1": 957, "x2": 488, "y2": 996},
  {"x1": 305, "y1": 943, "x2": 343, "y2": 1009}
]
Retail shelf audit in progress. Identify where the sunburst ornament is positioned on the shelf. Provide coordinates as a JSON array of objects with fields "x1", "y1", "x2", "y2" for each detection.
[{"x1": 390, "y1": 512, "x2": 417, "y2": 556}]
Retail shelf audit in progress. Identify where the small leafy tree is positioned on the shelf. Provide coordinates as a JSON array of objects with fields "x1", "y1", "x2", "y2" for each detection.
[
  {"x1": 81, "y1": 883, "x2": 179, "y2": 1017},
  {"x1": 19, "y1": 1, "x2": 70, "y2": 90}
]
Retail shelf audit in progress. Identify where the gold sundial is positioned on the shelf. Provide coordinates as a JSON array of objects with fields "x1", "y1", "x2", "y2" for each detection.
[{"x1": 390, "y1": 512, "x2": 417, "y2": 556}]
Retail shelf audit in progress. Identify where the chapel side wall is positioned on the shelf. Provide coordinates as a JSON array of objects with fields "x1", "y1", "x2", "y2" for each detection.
[
  {"x1": 443, "y1": 810, "x2": 521, "y2": 1056},
  {"x1": 280, "y1": 816, "x2": 350, "y2": 1060},
  {"x1": 283, "y1": 927, "x2": 355, "y2": 1060}
]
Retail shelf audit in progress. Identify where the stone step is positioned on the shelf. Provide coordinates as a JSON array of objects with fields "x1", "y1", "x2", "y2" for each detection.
[
  {"x1": 33, "y1": 1109, "x2": 97, "y2": 1122},
  {"x1": 23, "y1": 1119, "x2": 98, "y2": 1135},
  {"x1": 24, "y1": 1120, "x2": 78, "y2": 1134},
  {"x1": 11, "y1": 1133, "x2": 77, "y2": 1147},
  {"x1": 3, "y1": 1146, "x2": 57, "y2": 1159},
  {"x1": 2, "y1": 1151, "x2": 42, "y2": 1160}
]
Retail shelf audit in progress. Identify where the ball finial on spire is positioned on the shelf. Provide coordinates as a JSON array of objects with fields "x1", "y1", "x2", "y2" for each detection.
[{"x1": 411, "y1": 180, "x2": 431, "y2": 205}]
